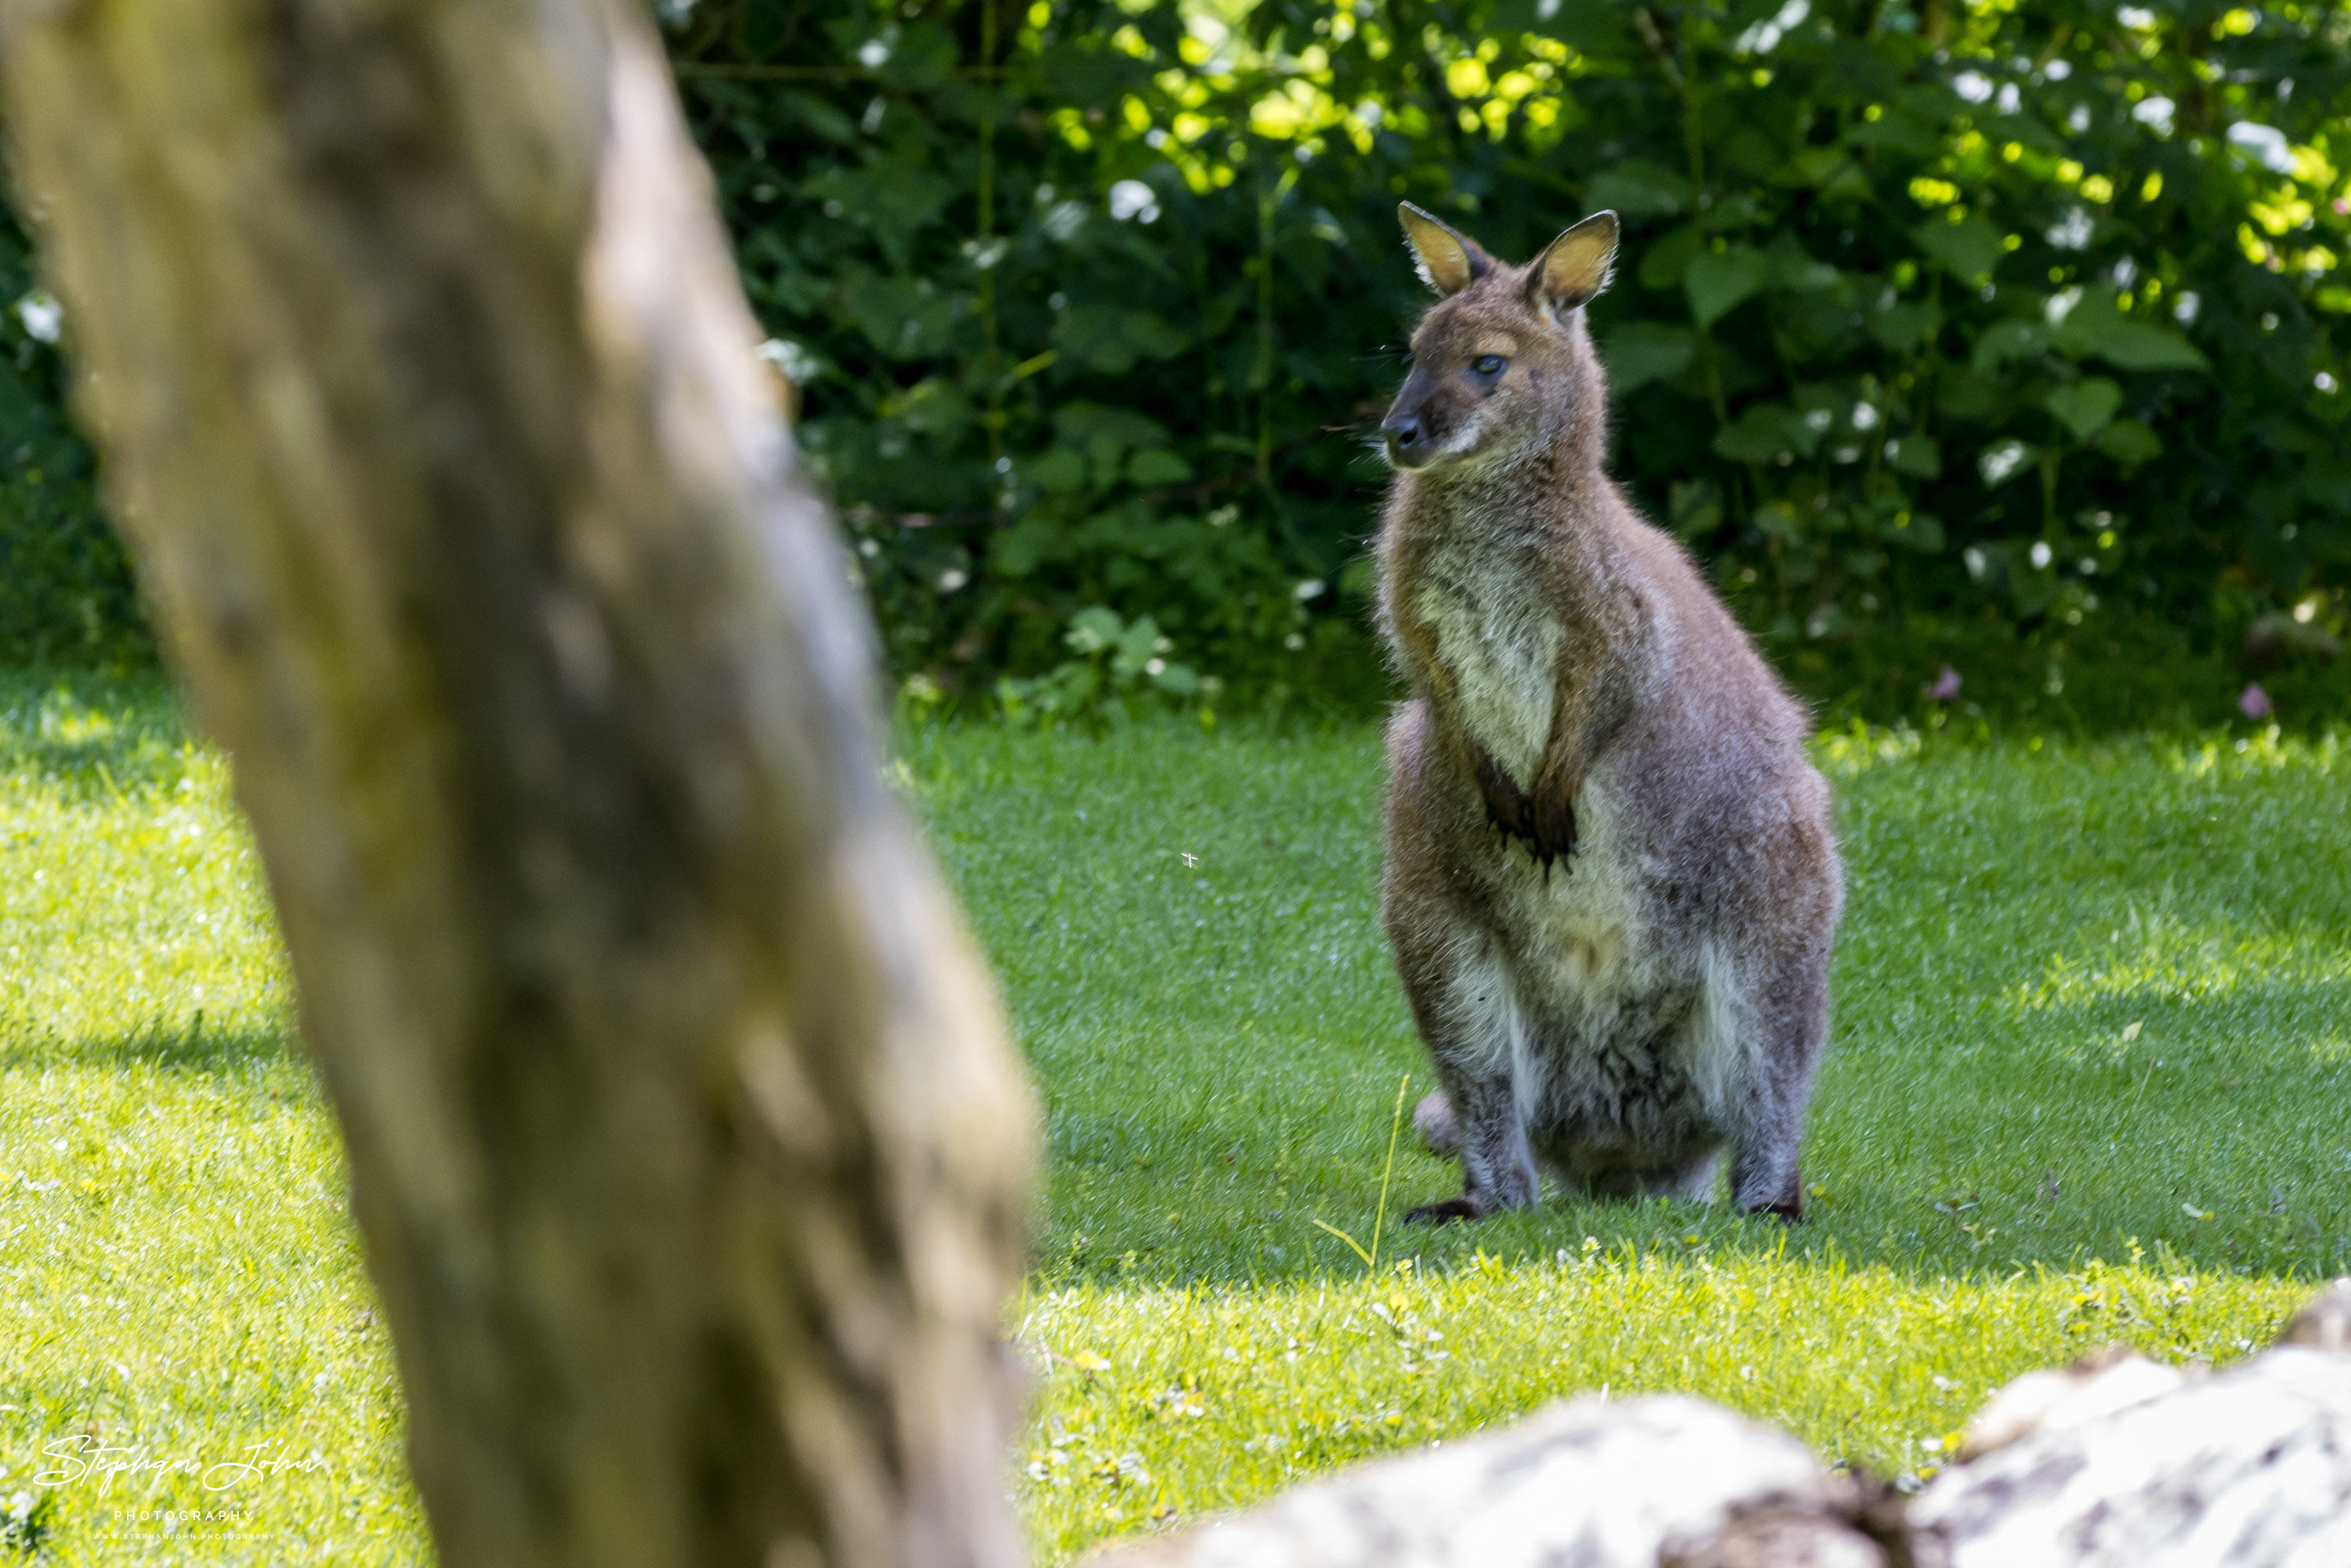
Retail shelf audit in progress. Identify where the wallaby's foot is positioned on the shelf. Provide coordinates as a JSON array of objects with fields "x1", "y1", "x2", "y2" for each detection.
[
  {"x1": 1412, "y1": 1091, "x2": 1459, "y2": 1158},
  {"x1": 1741, "y1": 1168, "x2": 1805, "y2": 1224},
  {"x1": 1404, "y1": 1195, "x2": 1482, "y2": 1225}
]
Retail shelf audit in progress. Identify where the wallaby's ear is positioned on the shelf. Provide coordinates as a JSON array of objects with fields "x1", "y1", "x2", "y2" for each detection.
[
  {"x1": 1528, "y1": 210, "x2": 1621, "y2": 320},
  {"x1": 1398, "y1": 201, "x2": 1493, "y2": 297}
]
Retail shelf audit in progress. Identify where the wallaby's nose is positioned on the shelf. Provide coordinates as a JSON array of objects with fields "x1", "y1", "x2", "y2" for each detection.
[{"x1": 1382, "y1": 411, "x2": 1423, "y2": 458}]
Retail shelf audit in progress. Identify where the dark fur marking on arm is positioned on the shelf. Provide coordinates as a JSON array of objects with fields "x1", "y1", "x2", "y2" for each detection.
[{"x1": 1473, "y1": 746, "x2": 1575, "y2": 875}]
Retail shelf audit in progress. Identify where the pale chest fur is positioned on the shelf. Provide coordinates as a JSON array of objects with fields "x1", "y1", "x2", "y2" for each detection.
[{"x1": 1406, "y1": 534, "x2": 1560, "y2": 788}]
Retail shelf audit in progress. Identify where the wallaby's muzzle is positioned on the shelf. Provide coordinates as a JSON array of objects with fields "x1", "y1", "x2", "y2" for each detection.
[
  {"x1": 1381, "y1": 368, "x2": 1442, "y2": 469},
  {"x1": 1382, "y1": 407, "x2": 1429, "y2": 468}
]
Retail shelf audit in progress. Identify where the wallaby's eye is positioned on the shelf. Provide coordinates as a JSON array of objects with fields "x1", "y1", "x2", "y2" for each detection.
[{"x1": 1470, "y1": 354, "x2": 1508, "y2": 378}]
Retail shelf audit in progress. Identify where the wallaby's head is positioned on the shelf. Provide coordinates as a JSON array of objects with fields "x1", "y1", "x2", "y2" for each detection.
[{"x1": 1380, "y1": 203, "x2": 1618, "y2": 474}]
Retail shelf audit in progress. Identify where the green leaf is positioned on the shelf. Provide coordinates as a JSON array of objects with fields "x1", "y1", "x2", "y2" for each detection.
[
  {"x1": 2072, "y1": 320, "x2": 2209, "y2": 371},
  {"x1": 2044, "y1": 378, "x2": 2122, "y2": 440},
  {"x1": 1601, "y1": 323, "x2": 1698, "y2": 393},
  {"x1": 1065, "y1": 606, "x2": 1125, "y2": 654},
  {"x1": 1972, "y1": 320, "x2": 2046, "y2": 375},
  {"x1": 1126, "y1": 448, "x2": 1194, "y2": 487},
  {"x1": 1712, "y1": 402, "x2": 1800, "y2": 463},
  {"x1": 1020, "y1": 447, "x2": 1089, "y2": 494},
  {"x1": 1769, "y1": 244, "x2": 1841, "y2": 293},
  {"x1": 1052, "y1": 306, "x2": 1189, "y2": 375},
  {"x1": 1585, "y1": 159, "x2": 1692, "y2": 217},
  {"x1": 1867, "y1": 301, "x2": 1940, "y2": 355},
  {"x1": 1113, "y1": 614, "x2": 1161, "y2": 673},
  {"x1": 1913, "y1": 215, "x2": 2004, "y2": 282},
  {"x1": 1885, "y1": 435, "x2": 1943, "y2": 479},
  {"x1": 1885, "y1": 511, "x2": 1946, "y2": 552},
  {"x1": 991, "y1": 519, "x2": 1060, "y2": 578},
  {"x1": 1494, "y1": 0, "x2": 1621, "y2": 47},
  {"x1": 1686, "y1": 249, "x2": 1771, "y2": 330},
  {"x1": 2096, "y1": 419, "x2": 2163, "y2": 464},
  {"x1": 1637, "y1": 226, "x2": 1703, "y2": 291},
  {"x1": 1150, "y1": 661, "x2": 1201, "y2": 695},
  {"x1": 1054, "y1": 402, "x2": 1169, "y2": 450}
]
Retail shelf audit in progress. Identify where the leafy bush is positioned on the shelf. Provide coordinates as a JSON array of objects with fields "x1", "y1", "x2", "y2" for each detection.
[
  {"x1": 0, "y1": 205, "x2": 147, "y2": 668},
  {"x1": 670, "y1": 0, "x2": 2351, "y2": 722},
  {"x1": 2, "y1": 0, "x2": 2347, "y2": 723}
]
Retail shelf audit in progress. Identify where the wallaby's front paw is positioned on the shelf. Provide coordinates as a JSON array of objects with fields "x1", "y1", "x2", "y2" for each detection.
[{"x1": 1403, "y1": 1195, "x2": 1483, "y2": 1226}]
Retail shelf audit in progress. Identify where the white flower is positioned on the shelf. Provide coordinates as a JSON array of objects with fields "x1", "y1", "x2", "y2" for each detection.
[
  {"x1": 2132, "y1": 96, "x2": 2175, "y2": 136},
  {"x1": 1732, "y1": 0, "x2": 1809, "y2": 55},
  {"x1": 1980, "y1": 440, "x2": 2030, "y2": 487},
  {"x1": 14, "y1": 290, "x2": 60, "y2": 345},
  {"x1": 1293, "y1": 578, "x2": 1326, "y2": 600},
  {"x1": 756, "y1": 339, "x2": 821, "y2": 384},
  {"x1": 2046, "y1": 208, "x2": 2094, "y2": 252},
  {"x1": 2030, "y1": 541, "x2": 2054, "y2": 568},
  {"x1": 1996, "y1": 82, "x2": 2021, "y2": 114},
  {"x1": 1108, "y1": 180, "x2": 1161, "y2": 223},
  {"x1": 2117, "y1": 6, "x2": 2156, "y2": 28},
  {"x1": 2226, "y1": 121, "x2": 2295, "y2": 175},
  {"x1": 2173, "y1": 291, "x2": 2200, "y2": 325},
  {"x1": 1952, "y1": 71, "x2": 1994, "y2": 104}
]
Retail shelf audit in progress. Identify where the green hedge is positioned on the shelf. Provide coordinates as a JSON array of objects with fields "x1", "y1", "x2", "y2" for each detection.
[
  {"x1": 4, "y1": 0, "x2": 2348, "y2": 726},
  {"x1": 670, "y1": 0, "x2": 2351, "y2": 723},
  {"x1": 0, "y1": 206, "x2": 147, "y2": 668}
]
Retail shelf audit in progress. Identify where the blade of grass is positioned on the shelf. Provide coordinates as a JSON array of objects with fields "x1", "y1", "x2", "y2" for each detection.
[{"x1": 1368, "y1": 1071, "x2": 1410, "y2": 1274}]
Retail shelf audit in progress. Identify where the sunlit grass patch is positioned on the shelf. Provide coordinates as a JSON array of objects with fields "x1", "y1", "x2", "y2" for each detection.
[
  {"x1": 0, "y1": 674, "x2": 423, "y2": 1565},
  {"x1": 1, "y1": 679, "x2": 2346, "y2": 1564},
  {"x1": 1010, "y1": 1248, "x2": 2307, "y2": 1563}
]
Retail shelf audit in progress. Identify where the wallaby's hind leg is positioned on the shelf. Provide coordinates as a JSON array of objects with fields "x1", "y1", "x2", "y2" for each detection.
[
  {"x1": 1390, "y1": 940, "x2": 1539, "y2": 1225},
  {"x1": 1726, "y1": 936, "x2": 1831, "y2": 1222},
  {"x1": 1404, "y1": 1070, "x2": 1537, "y2": 1223}
]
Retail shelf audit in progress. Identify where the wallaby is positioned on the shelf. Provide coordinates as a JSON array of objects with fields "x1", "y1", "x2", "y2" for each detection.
[{"x1": 1373, "y1": 202, "x2": 1842, "y2": 1223}]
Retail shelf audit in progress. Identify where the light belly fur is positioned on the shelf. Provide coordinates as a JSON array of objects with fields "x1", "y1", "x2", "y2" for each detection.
[{"x1": 1486, "y1": 764, "x2": 1740, "y2": 1153}]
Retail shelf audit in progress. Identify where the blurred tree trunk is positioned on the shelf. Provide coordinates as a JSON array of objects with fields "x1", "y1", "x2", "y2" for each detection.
[{"x1": 0, "y1": 5, "x2": 1034, "y2": 1567}]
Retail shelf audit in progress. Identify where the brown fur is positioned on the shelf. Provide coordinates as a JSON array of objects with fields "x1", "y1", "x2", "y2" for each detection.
[{"x1": 1374, "y1": 203, "x2": 1842, "y2": 1223}]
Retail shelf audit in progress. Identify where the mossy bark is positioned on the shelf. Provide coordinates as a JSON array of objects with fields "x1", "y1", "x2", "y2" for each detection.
[{"x1": 0, "y1": 5, "x2": 1034, "y2": 1566}]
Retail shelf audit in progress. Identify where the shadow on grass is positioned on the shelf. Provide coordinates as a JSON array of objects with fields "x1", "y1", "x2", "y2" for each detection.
[
  {"x1": 0, "y1": 669, "x2": 196, "y2": 795},
  {"x1": 1, "y1": 1015, "x2": 300, "y2": 1077}
]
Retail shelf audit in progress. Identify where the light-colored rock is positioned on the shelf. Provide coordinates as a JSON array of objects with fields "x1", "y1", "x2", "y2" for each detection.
[
  {"x1": 2277, "y1": 1278, "x2": 2351, "y2": 1350},
  {"x1": 1099, "y1": 1395, "x2": 1842, "y2": 1568},
  {"x1": 1914, "y1": 1345, "x2": 2351, "y2": 1567},
  {"x1": 1957, "y1": 1346, "x2": 2191, "y2": 1460},
  {"x1": 1096, "y1": 1282, "x2": 2351, "y2": 1568}
]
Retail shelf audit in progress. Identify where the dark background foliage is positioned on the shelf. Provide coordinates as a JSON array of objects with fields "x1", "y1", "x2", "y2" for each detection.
[
  {"x1": 0, "y1": 209, "x2": 146, "y2": 668},
  {"x1": 7, "y1": 0, "x2": 2351, "y2": 725}
]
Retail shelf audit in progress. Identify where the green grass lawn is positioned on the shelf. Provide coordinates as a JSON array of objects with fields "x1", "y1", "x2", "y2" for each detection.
[{"x1": 2, "y1": 673, "x2": 2346, "y2": 1563}]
